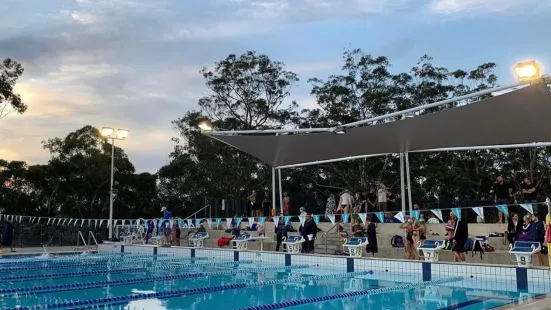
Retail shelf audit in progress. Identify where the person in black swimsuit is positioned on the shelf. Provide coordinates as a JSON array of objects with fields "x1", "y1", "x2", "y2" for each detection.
[{"x1": 400, "y1": 217, "x2": 415, "y2": 260}]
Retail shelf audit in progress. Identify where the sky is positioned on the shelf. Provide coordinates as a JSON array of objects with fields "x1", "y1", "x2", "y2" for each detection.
[{"x1": 0, "y1": 0, "x2": 550, "y2": 173}]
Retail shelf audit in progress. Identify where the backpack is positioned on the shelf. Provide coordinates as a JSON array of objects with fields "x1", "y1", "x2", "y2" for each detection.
[
  {"x1": 391, "y1": 235, "x2": 404, "y2": 248},
  {"x1": 469, "y1": 239, "x2": 485, "y2": 259},
  {"x1": 217, "y1": 237, "x2": 226, "y2": 247},
  {"x1": 464, "y1": 239, "x2": 473, "y2": 251}
]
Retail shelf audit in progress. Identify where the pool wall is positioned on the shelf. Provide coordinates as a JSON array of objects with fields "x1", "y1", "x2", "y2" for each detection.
[{"x1": 99, "y1": 244, "x2": 551, "y2": 294}]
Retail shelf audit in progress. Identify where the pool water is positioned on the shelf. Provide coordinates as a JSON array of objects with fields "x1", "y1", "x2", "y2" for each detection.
[{"x1": 0, "y1": 252, "x2": 546, "y2": 310}]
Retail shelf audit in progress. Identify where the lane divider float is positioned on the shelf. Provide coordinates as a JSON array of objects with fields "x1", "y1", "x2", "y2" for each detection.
[
  {"x1": 0, "y1": 265, "x2": 311, "y2": 296},
  {"x1": 233, "y1": 276, "x2": 466, "y2": 310},
  {"x1": 6, "y1": 271, "x2": 370, "y2": 309}
]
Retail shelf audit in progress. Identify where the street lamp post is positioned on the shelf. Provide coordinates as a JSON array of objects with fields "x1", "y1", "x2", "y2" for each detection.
[{"x1": 100, "y1": 126, "x2": 129, "y2": 240}]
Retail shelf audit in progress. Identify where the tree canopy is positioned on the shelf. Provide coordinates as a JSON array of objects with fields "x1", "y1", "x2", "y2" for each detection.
[{"x1": 2, "y1": 50, "x2": 551, "y2": 221}]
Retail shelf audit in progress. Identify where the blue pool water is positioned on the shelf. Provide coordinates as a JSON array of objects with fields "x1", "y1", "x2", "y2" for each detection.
[{"x1": 0, "y1": 252, "x2": 546, "y2": 310}]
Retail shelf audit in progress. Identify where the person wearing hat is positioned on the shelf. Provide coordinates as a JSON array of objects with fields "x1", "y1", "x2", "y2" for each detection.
[
  {"x1": 160, "y1": 207, "x2": 173, "y2": 246},
  {"x1": 299, "y1": 207, "x2": 307, "y2": 216}
]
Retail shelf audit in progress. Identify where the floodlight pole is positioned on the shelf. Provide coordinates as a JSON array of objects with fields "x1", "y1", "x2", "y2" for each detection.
[
  {"x1": 405, "y1": 152, "x2": 413, "y2": 215},
  {"x1": 399, "y1": 153, "x2": 406, "y2": 215}
]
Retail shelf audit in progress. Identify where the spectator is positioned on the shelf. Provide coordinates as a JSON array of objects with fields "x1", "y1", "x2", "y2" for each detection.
[
  {"x1": 1, "y1": 218, "x2": 15, "y2": 253},
  {"x1": 365, "y1": 216, "x2": 378, "y2": 257},
  {"x1": 301, "y1": 213, "x2": 317, "y2": 253},
  {"x1": 247, "y1": 190, "x2": 257, "y2": 215},
  {"x1": 387, "y1": 191, "x2": 396, "y2": 211},
  {"x1": 518, "y1": 215, "x2": 533, "y2": 242},
  {"x1": 505, "y1": 213, "x2": 522, "y2": 245},
  {"x1": 413, "y1": 203, "x2": 424, "y2": 220},
  {"x1": 339, "y1": 189, "x2": 353, "y2": 214},
  {"x1": 377, "y1": 183, "x2": 389, "y2": 212},
  {"x1": 522, "y1": 177, "x2": 538, "y2": 214},
  {"x1": 366, "y1": 189, "x2": 377, "y2": 213},
  {"x1": 532, "y1": 212, "x2": 546, "y2": 266},
  {"x1": 351, "y1": 220, "x2": 364, "y2": 237},
  {"x1": 230, "y1": 215, "x2": 241, "y2": 237},
  {"x1": 452, "y1": 218, "x2": 468, "y2": 262},
  {"x1": 494, "y1": 175, "x2": 514, "y2": 224},
  {"x1": 262, "y1": 194, "x2": 271, "y2": 217},
  {"x1": 413, "y1": 218, "x2": 426, "y2": 260},
  {"x1": 445, "y1": 212, "x2": 457, "y2": 247},
  {"x1": 283, "y1": 192, "x2": 291, "y2": 216},
  {"x1": 325, "y1": 193, "x2": 336, "y2": 219},
  {"x1": 274, "y1": 217, "x2": 287, "y2": 252},
  {"x1": 546, "y1": 202, "x2": 551, "y2": 269}
]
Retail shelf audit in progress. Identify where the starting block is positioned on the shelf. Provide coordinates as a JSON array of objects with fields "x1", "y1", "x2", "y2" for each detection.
[
  {"x1": 189, "y1": 232, "x2": 209, "y2": 248},
  {"x1": 342, "y1": 237, "x2": 369, "y2": 257},
  {"x1": 282, "y1": 236, "x2": 305, "y2": 254},
  {"x1": 417, "y1": 240, "x2": 446, "y2": 262},
  {"x1": 509, "y1": 241, "x2": 541, "y2": 267},
  {"x1": 232, "y1": 234, "x2": 252, "y2": 251}
]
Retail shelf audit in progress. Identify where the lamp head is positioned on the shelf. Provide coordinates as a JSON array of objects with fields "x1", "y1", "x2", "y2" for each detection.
[
  {"x1": 198, "y1": 120, "x2": 213, "y2": 132},
  {"x1": 100, "y1": 127, "x2": 114, "y2": 137},
  {"x1": 116, "y1": 128, "x2": 129, "y2": 140},
  {"x1": 514, "y1": 61, "x2": 541, "y2": 82}
]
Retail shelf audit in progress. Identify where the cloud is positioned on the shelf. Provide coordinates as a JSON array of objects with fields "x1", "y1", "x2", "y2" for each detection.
[{"x1": 429, "y1": 0, "x2": 551, "y2": 15}]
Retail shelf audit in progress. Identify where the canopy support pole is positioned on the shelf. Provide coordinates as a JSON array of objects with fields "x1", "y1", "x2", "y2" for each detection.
[
  {"x1": 278, "y1": 169, "x2": 283, "y2": 215},
  {"x1": 400, "y1": 153, "x2": 406, "y2": 216},
  {"x1": 272, "y1": 166, "x2": 276, "y2": 214},
  {"x1": 405, "y1": 152, "x2": 413, "y2": 215}
]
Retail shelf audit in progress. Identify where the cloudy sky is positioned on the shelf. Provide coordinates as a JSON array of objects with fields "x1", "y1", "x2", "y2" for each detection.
[{"x1": 0, "y1": 0, "x2": 550, "y2": 173}]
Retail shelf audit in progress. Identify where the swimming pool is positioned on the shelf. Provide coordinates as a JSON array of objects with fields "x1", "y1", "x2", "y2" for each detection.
[{"x1": 0, "y1": 245, "x2": 549, "y2": 310}]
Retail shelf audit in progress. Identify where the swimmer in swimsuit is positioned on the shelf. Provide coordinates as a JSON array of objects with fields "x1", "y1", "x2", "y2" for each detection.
[{"x1": 400, "y1": 217, "x2": 415, "y2": 260}]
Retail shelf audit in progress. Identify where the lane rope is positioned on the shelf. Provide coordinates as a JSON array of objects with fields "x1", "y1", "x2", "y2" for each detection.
[
  {"x1": 233, "y1": 276, "x2": 466, "y2": 310},
  {"x1": 6, "y1": 271, "x2": 371, "y2": 309},
  {"x1": 0, "y1": 265, "x2": 311, "y2": 296}
]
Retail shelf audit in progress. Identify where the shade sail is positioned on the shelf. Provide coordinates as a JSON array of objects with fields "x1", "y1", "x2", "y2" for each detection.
[{"x1": 209, "y1": 83, "x2": 551, "y2": 167}]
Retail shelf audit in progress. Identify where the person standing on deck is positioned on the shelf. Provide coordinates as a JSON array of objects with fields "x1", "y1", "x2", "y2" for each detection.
[
  {"x1": 160, "y1": 207, "x2": 173, "y2": 247},
  {"x1": 545, "y1": 198, "x2": 551, "y2": 270}
]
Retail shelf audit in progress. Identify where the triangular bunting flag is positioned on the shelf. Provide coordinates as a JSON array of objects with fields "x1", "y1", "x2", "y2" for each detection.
[
  {"x1": 394, "y1": 212, "x2": 405, "y2": 223},
  {"x1": 226, "y1": 218, "x2": 232, "y2": 229},
  {"x1": 113, "y1": 220, "x2": 118, "y2": 227},
  {"x1": 298, "y1": 215, "x2": 306, "y2": 226},
  {"x1": 258, "y1": 217, "x2": 266, "y2": 226},
  {"x1": 451, "y1": 208, "x2": 461, "y2": 219},
  {"x1": 496, "y1": 205, "x2": 509, "y2": 217},
  {"x1": 236, "y1": 217, "x2": 243, "y2": 226},
  {"x1": 273, "y1": 216, "x2": 280, "y2": 227},
  {"x1": 358, "y1": 213, "x2": 367, "y2": 224},
  {"x1": 411, "y1": 210, "x2": 420, "y2": 220},
  {"x1": 520, "y1": 203, "x2": 533, "y2": 214},
  {"x1": 341, "y1": 213, "x2": 350, "y2": 223},
  {"x1": 472, "y1": 207, "x2": 484, "y2": 219},
  {"x1": 206, "y1": 218, "x2": 212, "y2": 228},
  {"x1": 283, "y1": 216, "x2": 291, "y2": 225},
  {"x1": 68, "y1": 219, "x2": 73, "y2": 226},
  {"x1": 99, "y1": 219, "x2": 104, "y2": 227},
  {"x1": 431, "y1": 209, "x2": 443, "y2": 222},
  {"x1": 327, "y1": 214, "x2": 336, "y2": 225},
  {"x1": 195, "y1": 219, "x2": 202, "y2": 227},
  {"x1": 47, "y1": 218, "x2": 52, "y2": 225},
  {"x1": 62, "y1": 218, "x2": 67, "y2": 226},
  {"x1": 312, "y1": 215, "x2": 320, "y2": 225},
  {"x1": 248, "y1": 217, "x2": 255, "y2": 226},
  {"x1": 375, "y1": 212, "x2": 384, "y2": 223},
  {"x1": 216, "y1": 218, "x2": 221, "y2": 228},
  {"x1": 186, "y1": 219, "x2": 193, "y2": 228}
]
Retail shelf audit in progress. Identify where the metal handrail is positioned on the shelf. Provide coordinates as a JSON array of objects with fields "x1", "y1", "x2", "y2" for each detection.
[
  {"x1": 76, "y1": 231, "x2": 87, "y2": 249},
  {"x1": 185, "y1": 204, "x2": 211, "y2": 220},
  {"x1": 88, "y1": 231, "x2": 98, "y2": 249},
  {"x1": 323, "y1": 223, "x2": 340, "y2": 254}
]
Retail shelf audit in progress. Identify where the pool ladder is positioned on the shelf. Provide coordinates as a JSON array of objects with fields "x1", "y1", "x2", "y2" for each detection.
[{"x1": 75, "y1": 231, "x2": 99, "y2": 252}]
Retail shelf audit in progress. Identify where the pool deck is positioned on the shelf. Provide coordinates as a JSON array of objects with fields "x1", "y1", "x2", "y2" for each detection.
[{"x1": 493, "y1": 293, "x2": 551, "y2": 309}]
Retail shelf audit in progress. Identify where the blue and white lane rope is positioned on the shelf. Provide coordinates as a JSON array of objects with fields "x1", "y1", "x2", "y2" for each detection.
[
  {"x1": 0, "y1": 262, "x2": 107, "y2": 274},
  {"x1": 0, "y1": 254, "x2": 169, "y2": 266},
  {"x1": 0, "y1": 265, "x2": 311, "y2": 296},
  {"x1": 233, "y1": 276, "x2": 466, "y2": 310},
  {"x1": 7, "y1": 271, "x2": 371, "y2": 309},
  {"x1": 0, "y1": 267, "x2": 148, "y2": 283},
  {"x1": 0, "y1": 258, "x2": 250, "y2": 274}
]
